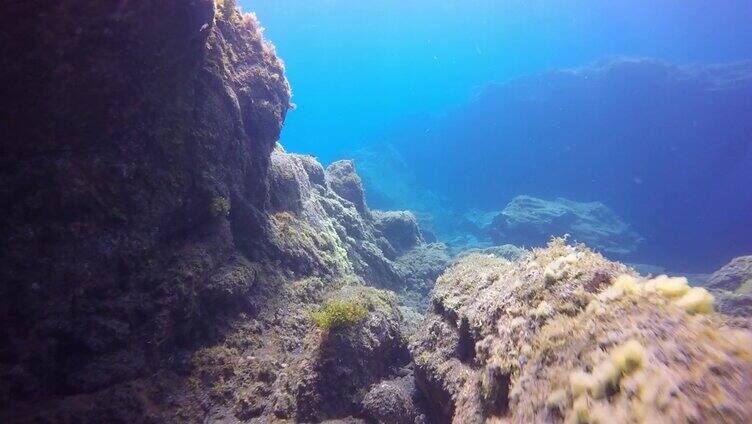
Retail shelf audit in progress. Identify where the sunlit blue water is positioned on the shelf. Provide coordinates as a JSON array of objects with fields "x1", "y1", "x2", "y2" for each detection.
[{"x1": 245, "y1": 0, "x2": 752, "y2": 273}]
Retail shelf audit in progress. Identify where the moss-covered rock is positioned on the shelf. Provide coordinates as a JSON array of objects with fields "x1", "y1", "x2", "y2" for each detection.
[{"x1": 411, "y1": 238, "x2": 752, "y2": 423}]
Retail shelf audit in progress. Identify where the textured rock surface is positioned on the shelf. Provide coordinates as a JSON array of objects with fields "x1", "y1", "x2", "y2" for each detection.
[
  {"x1": 455, "y1": 244, "x2": 530, "y2": 262},
  {"x1": 0, "y1": 2, "x2": 436, "y2": 422},
  {"x1": 362, "y1": 374, "x2": 429, "y2": 424},
  {"x1": 1, "y1": 1, "x2": 289, "y2": 419},
  {"x1": 486, "y1": 195, "x2": 643, "y2": 255},
  {"x1": 326, "y1": 160, "x2": 370, "y2": 216},
  {"x1": 706, "y1": 256, "x2": 752, "y2": 292},
  {"x1": 293, "y1": 286, "x2": 411, "y2": 421},
  {"x1": 411, "y1": 238, "x2": 752, "y2": 423},
  {"x1": 373, "y1": 211, "x2": 424, "y2": 255},
  {"x1": 703, "y1": 255, "x2": 752, "y2": 317},
  {"x1": 394, "y1": 243, "x2": 453, "y2": 310}
]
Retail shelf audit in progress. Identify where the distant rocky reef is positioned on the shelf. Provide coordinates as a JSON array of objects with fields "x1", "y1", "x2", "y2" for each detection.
[
  {"x1": 485, "y1": 195, "x2": 643, "y2": 255},
  {"x1": 357, "y1": 58, "x2": 752, "y2": 271},
  {"x1": 1, "y1": 1, "x2": 751, "y2": 423}
]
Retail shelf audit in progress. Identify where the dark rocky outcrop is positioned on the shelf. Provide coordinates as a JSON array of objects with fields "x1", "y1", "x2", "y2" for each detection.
[
  {"x1": 362, "y1": 373, "x2": 429, "y2": 424},
  {"x1": 373, "y1": 211, "x2": 423, "y2": 255},
  {"x1": 294, "y1": 286, "x2": 412, "y2": 421},
  {"x1": 1, "y1": 0, "x2": 288, "y2": 419},
  {"x1": 0, "y1": 1, "x2": 438, "y2": 422}
]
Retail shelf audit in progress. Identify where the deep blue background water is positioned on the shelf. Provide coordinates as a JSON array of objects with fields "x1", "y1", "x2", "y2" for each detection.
[{"x1": 243, "y1": 1, "x2": 752, "y2": 272}]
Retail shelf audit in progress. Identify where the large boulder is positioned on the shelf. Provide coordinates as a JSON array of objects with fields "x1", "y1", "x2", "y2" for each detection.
[
  {"x1": 373, "y1": 210, "x2": 424, "y2": 255},
  {"x1": 394, "y1": 243, "x2": 452, "y2": 310},
  {"x1": 486, "y1": 195, "x2": 643, "y2": 255},
  {"x1": 411, "y1": 238, "x2": 752, "y2": 423},
  {"x1": 294, "y1": 286, "x2": 411, "y2": 421},
  {"x1": 0, "y1": 1, "x2": 290, "y2": 419},
  {"x1": 706, "y1": 255, "x2": 752, "y2": 292},
  {"x1": 326, "y1": 160, "x2": 369, "y2": 216},
  {"x1": 702, "y1": 255, "x2": 752, "y2": 317},
  {"x1": 362, "y1": 374, "x2": 429, "y2": 424}
]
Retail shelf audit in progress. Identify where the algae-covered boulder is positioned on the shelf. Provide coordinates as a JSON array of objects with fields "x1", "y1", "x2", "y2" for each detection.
[
  {"x1": 0, "y1": 0, "x2": 290, "y2": 419},
  {"x1": 295, "y1": 286, "x2": 411, "y2": 421},
  {"x1": 362, "y1": 374, "x2": 429, "y2": 424},
  {"x1": 394, "y1": 243, "x2": 452, "y2": 310},
  {"x1": 706, "y1": 255, "x2": 752, "y2": 292},
  {"x1": 373, "y1": 210, "x2": 424, "y2": 254},
  {"x1": 411, "y1": 238, "x2": 752, "y2": 423},
  {"x1": 486, "y1": 195, "x2": 643, "y2": 255},
  {"x1": 326, "y1": 160, "x2": 370, "y2": 216},
  {"x1": 703, "y1": 255, "x2": 752, "y2": 317}
]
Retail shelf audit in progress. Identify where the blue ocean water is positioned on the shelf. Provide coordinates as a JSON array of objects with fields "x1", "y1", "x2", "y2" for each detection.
[{"x1": 245, "y1": 0, "x2": 752, "y2": 273}]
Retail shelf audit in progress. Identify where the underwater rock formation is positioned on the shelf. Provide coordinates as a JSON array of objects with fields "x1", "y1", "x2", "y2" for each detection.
[
  {"x1": 394, "y1": 243, "x2": 453, "y2": 310},
  {"x1": 703, "y1": 256, "x2": 752, "y2": 317},
  {"x1": 293, "y1": 286, "x2": 413, "y2": 421},
  {"x1": 485, "y1": 195, "x2": 643, "y2": 256},
  {"x1": 411, "y1": 238, "x2": 752, "y2": 423},
  {"x1": 267, "y1": 146, "x2": 448, "y2": 305},
  {"x1": 373, "y1": 210, "x2": 423, "y2": 255},
  {"x1": 0, "y1": 1, "x2": 438, "y2": 422},
  {"x1": 326, "y1": 160, "x2": 370, "y2": 217},
  {"x1": 362, "y1": 373, "x2": 429, "y2": 424},
  {"x1": 373, "y1": 58, "x2": 752, "y2": 271},
  {"x1": 1, "y1": 0, "x2": 288, "y2": 418},
  {"x1": 706, "y1": 255, "x2": 752, "y2": 292},
  {"x1": 3, "y1": 1, "x2": 750, "y2": 423}
]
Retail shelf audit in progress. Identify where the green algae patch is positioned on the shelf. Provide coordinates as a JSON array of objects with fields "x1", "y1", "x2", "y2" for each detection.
[
  {"x1": 310, "y1": 299, "x2": 368, "y2": 330},
  {"x1": 210, "y1": 196, "x2": 231, "y2": 217}
]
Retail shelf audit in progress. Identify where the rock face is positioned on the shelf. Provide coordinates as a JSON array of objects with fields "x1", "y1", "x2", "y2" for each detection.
[
  {"x1": 326, "y1": 160, "x2": 370, "y2": 216},
  {"x1": 706, "y1": 256, "x2": 752, "y2": 292},
  {"x1": 1, "y1": 0, "x2": 288, "y2": 418},
  {"x1": 294, "y1": 286, "x2": 411, "y2": 421},
  {"x1": 486, "y1": 195, "x2": 643, "y2": 256},
  {"x1": 373, "y1": 211, "x2": 424, "y2": 255},
  {"x1": 0, "y1": 2, "x2": 438, "y2": 422},
  {"x1": 267, "y1": 146, "x2": 448, "y2": 303},
  {"x1": 411, "y1": 238, "x2": 752, "y2": 423},
  {"x1": 704, "y1": 256, "x2": 752, "y2": 317}
]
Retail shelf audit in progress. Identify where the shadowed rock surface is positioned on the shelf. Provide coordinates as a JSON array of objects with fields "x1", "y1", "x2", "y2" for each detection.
[
  {"x1": 0, "y1": 1, "x2": 434, "y2": 422},
  {"x1": 1, "y1": 0, "x2": 288, "y2": 419}
]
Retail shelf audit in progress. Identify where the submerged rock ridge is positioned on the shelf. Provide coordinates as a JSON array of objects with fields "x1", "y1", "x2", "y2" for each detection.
[
  {"x1": 410, "y1": 238, "x2": 752, "y2": 423},
  {"x1": 486, "y1": 195, "x2": 643, "y2": 256}
]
